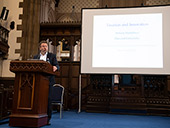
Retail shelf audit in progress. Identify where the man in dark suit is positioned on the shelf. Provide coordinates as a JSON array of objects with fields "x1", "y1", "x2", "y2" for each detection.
[{"x1": 33, "y1": 40, "x2": 59, "y2": 125}]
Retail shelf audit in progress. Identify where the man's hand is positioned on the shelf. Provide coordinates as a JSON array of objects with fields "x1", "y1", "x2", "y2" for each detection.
[{"x1": 53, "y1": 66, "x2": 57, "y2": 72}]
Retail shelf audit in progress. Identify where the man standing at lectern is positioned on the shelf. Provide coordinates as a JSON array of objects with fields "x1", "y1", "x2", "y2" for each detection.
[{"x1": 33, "y1": 40, "x2": 60, "y2": 125}]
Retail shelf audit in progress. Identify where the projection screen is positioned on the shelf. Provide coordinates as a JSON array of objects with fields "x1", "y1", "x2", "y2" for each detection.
[{"x1": 81, "y1": 5, "x2": 170, "y2": 75}]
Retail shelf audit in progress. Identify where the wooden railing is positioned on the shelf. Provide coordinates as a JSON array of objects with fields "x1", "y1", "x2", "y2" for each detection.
[
  {"x1": 0, "y1": 25, "x2": 9, "y2": 58},
  {"x1": 0, "y1": 84, "x2": 14, "y2": 120}
]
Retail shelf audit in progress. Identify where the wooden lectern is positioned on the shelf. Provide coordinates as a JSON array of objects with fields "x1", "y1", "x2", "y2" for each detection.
[{"x1": 9, "y1": 60, "x2": 59, "y2": 127}]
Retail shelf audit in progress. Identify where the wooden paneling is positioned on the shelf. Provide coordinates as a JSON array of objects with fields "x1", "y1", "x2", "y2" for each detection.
[
  {"x1": 61, "y1": 65, "x2": 69, "y2": 77},
  {"x1": 81, "y1": 75, "x2": 90, "y2": 89},
  {"x1": 86, "y1": 75, "x2": 170, "y2": 116},
  {"x1": 167, "y1": 76, "x2": 170, "y2": 91},
  {"x1": 71, "y1": 65, "x2": 79, "y2": 77},
  {"x1": 61, "y1": 78, "x2": 69, "y2": 87},
  {"x1": 17, "y1": 73, "x2": 35, "y2": 110},
  {"x1": 0, "y1": 78, "x2": 14, "y2": 120},
  {"x1": 71, "y1": 78, "x2": 79, "y2": 89},
  {"x1": 86, "y1": 96, "x2": 111, "y2": 113},
  {"x1": 57, "y1": 62, "x2": 90, "y2": 110}
]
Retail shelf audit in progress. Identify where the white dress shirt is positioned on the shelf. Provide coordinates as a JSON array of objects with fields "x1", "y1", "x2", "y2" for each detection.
[{"x1": 40, "y1": 52, "x2": 47, "y2": 61}]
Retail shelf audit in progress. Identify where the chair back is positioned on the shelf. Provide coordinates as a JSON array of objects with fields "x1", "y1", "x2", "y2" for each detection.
[{"x1": 51, "y1": 84, "x2": 64, "y2": 104}]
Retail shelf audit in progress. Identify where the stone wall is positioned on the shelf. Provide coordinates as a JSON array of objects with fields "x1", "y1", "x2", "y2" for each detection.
[{"x1": 0, "y1": 0, "x2": 23, "y2": 77}]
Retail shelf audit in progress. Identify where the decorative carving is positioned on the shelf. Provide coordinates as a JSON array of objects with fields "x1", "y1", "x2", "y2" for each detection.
[
  {"x1": 143, "y1": 76, "x2": 167, "y2": 98},
  {"x1": 10, "y1": 60, "x2": 57, "y2": 75},
  {"x1": 0, "y1": 25, "x2": 10, "y2": 58},
  {"x1": 17, "y1": 73, "x2": 35, "y2": 110},
  {"x1": 111, "y1": 97, "x2": 146, "y2": 104},
  {"x1": 0, "y1": 83, "x2": 14, "y2": 120},
  {"x1": 146, "y1": 98, "x2": 170, "y2": 104},
  {"x1": 90, "y1": 74, "x2": 112, "y2": 96},
  {"x1": 86, "y1": 75, "x2": 170, "y2": 115},
  {"x1": 40, "y1": 22, "x2": 81, "y2": 61},
  {"x1": 88, "y1": 96, "x2": 110, "y2": 102},
  {"x1": 113, "y1": 86, "x2": 142, "y2": 97}
]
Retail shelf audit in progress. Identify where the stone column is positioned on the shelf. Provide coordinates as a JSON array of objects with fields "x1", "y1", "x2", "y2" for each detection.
[{"x1": 17, "y1": 0, "x2": 41, "y2": 60}]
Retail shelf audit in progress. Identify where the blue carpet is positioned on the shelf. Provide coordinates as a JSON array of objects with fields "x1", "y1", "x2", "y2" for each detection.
[{"x1": 0, "y1": 111, "x2": 170, "y2": 128}]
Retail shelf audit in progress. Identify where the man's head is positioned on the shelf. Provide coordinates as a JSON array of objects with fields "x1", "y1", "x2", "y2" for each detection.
[{"x1": 39, "y1": 40, "x2": 48, "y2": 55}]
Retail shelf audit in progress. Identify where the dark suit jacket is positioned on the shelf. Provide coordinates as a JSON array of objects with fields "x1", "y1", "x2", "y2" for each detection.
[{"x1": 33, "y1": 52, "x2": 60, "y2": 86}]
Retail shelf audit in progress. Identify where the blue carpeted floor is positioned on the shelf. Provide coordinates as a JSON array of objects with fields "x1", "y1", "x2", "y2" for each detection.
[{"x1": 1, "y1": 111, "x2": 170, "y2": 128}]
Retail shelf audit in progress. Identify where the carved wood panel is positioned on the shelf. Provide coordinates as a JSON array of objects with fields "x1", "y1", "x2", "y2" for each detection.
[
  {"x1": 0, "y1": 78, "x2": 14, "y2": 120},
  {"x1": 143, "y1": 75, "x2": 167, "y2": 98},
  {"x1": 17, "y1": 73, "x2": 35, "y2": 110},
  {"x1": 86, "y1": 75, "x2": 170, "y2": 116},
  {"x1": 56, "y1": 62, "x2": 90, "y2": 110}
]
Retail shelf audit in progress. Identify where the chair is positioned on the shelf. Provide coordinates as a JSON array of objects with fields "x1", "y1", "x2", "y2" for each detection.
[{"x1": 51, "y1": 84, "x2": 64, "y2": 119}]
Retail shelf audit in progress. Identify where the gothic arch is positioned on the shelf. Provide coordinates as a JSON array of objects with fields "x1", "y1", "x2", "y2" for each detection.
[
  {"x1": 56, "y1": 14, "x2": 77, "y2": 22},
  {"x1": 48, "y1": 7, "x2": 56, "y2": 22}
]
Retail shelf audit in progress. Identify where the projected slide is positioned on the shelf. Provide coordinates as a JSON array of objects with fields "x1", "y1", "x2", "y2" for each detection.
[{"x1": 92, "y1": 13, "x2": 163, "y2": 68}]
